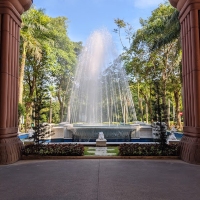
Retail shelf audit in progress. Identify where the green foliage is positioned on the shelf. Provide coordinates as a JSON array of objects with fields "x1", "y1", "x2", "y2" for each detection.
[
  {"x1": 115, "y1": 2, "x2": 182, "y2": 127},
  {"x1": 114, "y1": 18, "x2": 126, "y2": 29},
  {"x1": 22, "y1": 143, "x2": 84, "y2": 156},
  {"x1": 119, "y1": 143, "x2": 179, "y2": 156},
  {"x1": 31, "y1": 63, "x2": 56, "y2": 144},
  {"x1": 18, "y1": 103, "x2": 25, "y2": 119},
  {"x1": 51, "y1": 101, "x2": 61, "y2": 124},
  {"x1": 31, "y1": 124, "x2": 53, "y2": 145},
  {"x1": 20, "y1": 6, "x2": 82, "y2": 125}
]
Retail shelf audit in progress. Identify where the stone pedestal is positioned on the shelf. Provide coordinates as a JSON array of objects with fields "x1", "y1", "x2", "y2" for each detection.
[
  {"x1": 167, "y1": 140, "x2": 180, "y2": 145},
  {"x1": 169, "y1": 0, "x2": 200, "y2": 164},
  {"x1": 0, "y1": 0, "x2": 32, "y2": 165},
  {"x1": 96, "y1": 139, "x2": 107, "y2": 147}
]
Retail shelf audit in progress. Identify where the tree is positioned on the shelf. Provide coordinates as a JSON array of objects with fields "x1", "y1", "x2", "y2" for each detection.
[
  {"x1": 24, "y1": 28, "x2": 56, "y2": 130},
  {"x1": 49, "y1": 17, "x2": 82, "y2": 122},
  {"x1": 143, "y1": 2, "x2": 182, "y2": 128},
  {"x1": 31, "y1": 64, "x2": 52, "y2": 145},
  {"x1": 116, "y1": 2, "x2": 182, "y2": 128},
  {"x1": 19, "y1": 6, "x2": 83, "y2": 129},
  {"x1": 19, "y1": 7, "x2": 49, "y2": 104}
]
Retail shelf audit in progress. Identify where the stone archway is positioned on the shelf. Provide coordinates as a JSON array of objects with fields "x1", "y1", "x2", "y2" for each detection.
[{"x1": 0, "y1": 0, "x2": 200, "y2": 164}]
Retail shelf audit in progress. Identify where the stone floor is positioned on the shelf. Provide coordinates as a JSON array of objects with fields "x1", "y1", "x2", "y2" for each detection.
[{"x1": 0, "y1": 159, "x2": 200, "y2": 200}]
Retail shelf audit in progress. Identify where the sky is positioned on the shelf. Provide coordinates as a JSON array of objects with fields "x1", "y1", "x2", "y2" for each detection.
[{"x1": 33, "y1": 0, "x2": 166, "y2": 53}]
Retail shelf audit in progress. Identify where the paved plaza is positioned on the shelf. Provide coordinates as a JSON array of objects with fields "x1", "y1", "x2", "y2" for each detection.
[{"x1": 0, "y1": 159, "x2": 200, "y2": 200}]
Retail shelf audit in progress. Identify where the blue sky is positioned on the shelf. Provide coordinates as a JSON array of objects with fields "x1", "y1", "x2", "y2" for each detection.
[{"x1": 33, "y1": 0, "x2": 166, "y2": 53}]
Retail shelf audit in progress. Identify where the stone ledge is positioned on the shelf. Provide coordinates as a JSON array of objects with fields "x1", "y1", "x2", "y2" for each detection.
[{"x1": 22, "y1": 155, "x2": 179, "y2": 160}]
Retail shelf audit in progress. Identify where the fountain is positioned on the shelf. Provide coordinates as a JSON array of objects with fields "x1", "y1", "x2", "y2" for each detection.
[
  {"x1": 69, "y1": 28, "x2": 136, "y2": 124},
  {"x1": 52, "y1": 29, "x2": 153, "y2": 143}
]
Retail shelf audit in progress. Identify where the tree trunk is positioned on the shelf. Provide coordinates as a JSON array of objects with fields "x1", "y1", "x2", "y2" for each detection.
[
  {"x1": 25, "y1": 71, "x2": 36, "y2": 132},
  {"x1": 49, "y1": 98, "x2": 52, "y2": 123},
  {"x1": 173, "y1": 104, "x2": 175, "y2": 124},
  {"x1": 67, "y1": 104, "x2": 70, "y2": 123},
  {"x1": 139, "y1": 89, "x2": 153, "y2": 123},
  {"x1": 149, "y1": 85, "x2": 153, "y2": 123},
  {"x1": 162, "y1": 78, "x2": 168, "y2": 124},
  {"x1": 137, "y1": 80, "x2": 143, "y2": 121},
  {"x1": 146, "y1": 100, "x2": 148, "y2": 124},
  {"x1": 156, "y1": 94, "x2": 158, "y2": 121},
  {"x1": 18, "y1": 44, "x2": 26, "y2": 104},
  {"x1": 57, "y1": 81, "x2": 65, "y2": 123},
  {"x1": 60, "y1": 102, "x2": 64, "y2": 122},
  {"x1": 25, "y1": 102, "x2": 32, "y2": 132},
  {"x1": 140, "y1": 98, "x2": 143, "y2": 122},
  {"x1": 162, "y1": 49, "x2": 170, "y2": 125},
  {"x1": 174, "y1": 90, "x2": 182, "y2": 129},
  {"x1": 168, "y1": 99, "x2": 170, "y2": 127},
  {"x1": 18, "y1": 118, "x2": 21, "y2": 130}
]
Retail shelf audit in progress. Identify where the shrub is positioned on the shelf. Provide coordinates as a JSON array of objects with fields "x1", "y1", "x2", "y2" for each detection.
[
  {"x1": 119, "y1": 143, "x2": 179, "y2": 156},
  {"x1": 22, "y1": 143, "x2": 84, "y2": 156}
]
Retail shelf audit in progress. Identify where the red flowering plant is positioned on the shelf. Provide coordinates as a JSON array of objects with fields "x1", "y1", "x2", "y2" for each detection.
[
  {"x1": 22, "y1": 143, "x2": 84, "y2": 156},
  {"x1": 119, "y1": 143, "x2": 179, "y2": 156}
]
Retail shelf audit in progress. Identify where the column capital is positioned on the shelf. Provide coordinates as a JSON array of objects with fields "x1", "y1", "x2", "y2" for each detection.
[
  {"x1": 169, "y1": 0, "x2": 186, "y2": 11},
  {"x1": 169, "y1": 0, "x2": 200, "y2": 11},
  {"x1": 0, "y1": 0, "x2": 33, "y2": 15}
]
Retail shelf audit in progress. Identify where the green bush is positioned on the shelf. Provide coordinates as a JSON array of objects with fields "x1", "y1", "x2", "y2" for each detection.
[
  {"x1": 22, "y1": 143, "x2": 84, "y2": 156},
  {"x1": 119, "y1": 143, "x2": 179, "y2": 156}
]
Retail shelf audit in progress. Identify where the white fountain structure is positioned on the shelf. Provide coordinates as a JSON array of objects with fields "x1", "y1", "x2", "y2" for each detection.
[
  {"x1": 96, "y1": 132, "x2": 107, "y2": 147},
  {"x1": 51, "y1": 29, "x2": 153, "y2": 143},
  {"x1": 167, "y1": 126, "x2": 179, "y2": 144},
  {"x1": 69, "y1": 28, "x2": 136, "y2": 124}
]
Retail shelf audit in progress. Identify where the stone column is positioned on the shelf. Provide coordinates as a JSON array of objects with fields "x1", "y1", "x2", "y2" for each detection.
[
  {"x1": 0, "y1": 0, "x2": 32, "y2": 165},
  {"x1": 169, "y1": 0, "x2": 200, "y2": 164}
]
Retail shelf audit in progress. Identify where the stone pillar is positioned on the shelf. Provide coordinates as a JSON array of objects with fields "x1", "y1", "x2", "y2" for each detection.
[
  {"x1": 169, "y1": 0, "x2": 200, "y2": 164},
  {"x1": 0, "y1": 0, "x2": 32, "y2": 165}
]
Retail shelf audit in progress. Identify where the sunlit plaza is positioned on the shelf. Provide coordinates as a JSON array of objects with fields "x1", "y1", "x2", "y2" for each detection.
[{"x1": 0, "y1": 0, "x2": 200, "y2": 199}]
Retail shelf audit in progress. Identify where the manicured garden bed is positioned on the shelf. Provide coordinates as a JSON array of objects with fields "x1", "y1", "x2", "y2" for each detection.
[
  {"x1": 21, "y1": 143, "x2": 179, "y2": 160},
  {"x1": 22, "y1": 143, "x2": 84, "y2": 156},
  {"x1": 119, "y1": 143, "x2": 179, "y2": 156}
]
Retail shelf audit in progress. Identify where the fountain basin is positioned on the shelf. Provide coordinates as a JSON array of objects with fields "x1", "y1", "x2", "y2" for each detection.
[{"x1": 51, "y1": 123, "x2": 154, "y2": 143}]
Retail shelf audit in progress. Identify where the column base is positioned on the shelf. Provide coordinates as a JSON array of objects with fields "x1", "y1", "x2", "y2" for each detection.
[
  {"x1": 179, "y1": 135, "x2": 200, "y2": 164},
  {"x1": 0, "y1": 137, "x2": 23, "y2": 165}
]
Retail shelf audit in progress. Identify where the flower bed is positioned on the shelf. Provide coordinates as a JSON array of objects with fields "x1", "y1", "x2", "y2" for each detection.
[
  {"x1": 22, "y1": 143, "x2": 84, "y2": 156},
  {"x1": 119, "y1": 143, "x2": 179, "y2": 156}
]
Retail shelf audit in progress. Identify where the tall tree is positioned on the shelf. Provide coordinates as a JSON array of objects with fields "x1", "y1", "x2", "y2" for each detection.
[
  {"x1": 118, "y1": 2, "x2": 182, "y2": 128},
  {"x1": 19, "y1": 7, "x2": 49, "y2": 104},
  {"x1": 49, "y1": 17, "x2": 81, "y2": 122}
]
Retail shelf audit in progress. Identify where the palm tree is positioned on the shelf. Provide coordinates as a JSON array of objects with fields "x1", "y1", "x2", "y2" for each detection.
[
  {"x1": 145, "y1": 9, "x2": 180, "y2": 50},
  {"x1": 19, "y1": 7, "x2": 48, "y2": 104}
]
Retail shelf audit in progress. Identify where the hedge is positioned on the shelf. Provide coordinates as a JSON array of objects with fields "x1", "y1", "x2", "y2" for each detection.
[
  {"x1": 119, "y1": 143, "x2": 179, "y2": 156},
  {"x1": 22, "y1": 143, "x2": 84, "y2": 156}
]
